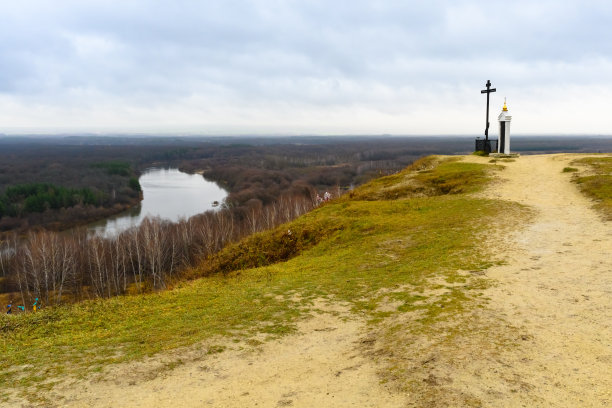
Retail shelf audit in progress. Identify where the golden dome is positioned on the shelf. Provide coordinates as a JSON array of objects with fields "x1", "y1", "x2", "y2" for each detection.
[{"x1": 502, "y1": 97, "x2": 508, "y2": 111}]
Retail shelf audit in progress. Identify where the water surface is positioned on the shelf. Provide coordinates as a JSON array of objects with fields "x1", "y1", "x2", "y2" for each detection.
[{"x1": 88, "y1": 168, "x2": 227, "y2": 236}]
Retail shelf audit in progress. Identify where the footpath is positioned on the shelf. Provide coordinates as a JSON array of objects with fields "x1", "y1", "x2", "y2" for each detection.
[
  {"x1": 458, "y1": 154, "x2": 611, "y2": 407},
  {"x1": 31, "y1": 154, "x2": 611, "y2": 407}
]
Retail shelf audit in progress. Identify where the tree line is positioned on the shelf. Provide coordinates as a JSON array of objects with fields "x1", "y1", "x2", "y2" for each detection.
[
  {"x1": 0, "y1": 191, "x2": 320, "y2": 308},
  {"x1": 0, "y1": 183, "x2": 104, "y2": 218},
  {"x1": 0, "y1": 145, "x2": 145, "y2": 232},
  {"x1": 2, "y1": 136, "x2": 472, "y2": 232}
]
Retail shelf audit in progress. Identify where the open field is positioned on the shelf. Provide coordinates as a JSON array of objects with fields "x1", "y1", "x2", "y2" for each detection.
[
  {"x1": 1, "y1": 153, "x2": 610, "y2": 407},
  {"x1": 1, "y1": 157, "x2": 526, "y2": 405}
]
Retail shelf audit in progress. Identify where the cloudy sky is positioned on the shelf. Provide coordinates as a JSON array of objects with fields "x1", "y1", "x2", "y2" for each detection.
[{"x1": 1, "y1": 0, "x2": 612, "y2": 135}]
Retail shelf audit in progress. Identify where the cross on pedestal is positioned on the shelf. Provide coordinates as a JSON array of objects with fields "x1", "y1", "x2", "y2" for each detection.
[{"x1": 481, "y1": 80, "x2": 496, "y2": 141}]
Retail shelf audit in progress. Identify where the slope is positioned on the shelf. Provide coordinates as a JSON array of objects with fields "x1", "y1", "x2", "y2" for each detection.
[{"x1": 7, "y1": 154, "x2": 604, "y2": 407}]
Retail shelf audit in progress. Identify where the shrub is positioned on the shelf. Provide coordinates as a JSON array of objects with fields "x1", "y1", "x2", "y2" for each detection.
[{"x1": 198, "y1": 218, "x2": 345, "y2": 276}]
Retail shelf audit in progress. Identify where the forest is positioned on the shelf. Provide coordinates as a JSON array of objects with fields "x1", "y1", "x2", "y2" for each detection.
[
  {"x1": 0, "y1": 143, "x2": 144, "y2": 231},
  {"x1": 2, "y1": 134, "x2": 611, "y2": 231},
  {"x1": 0, "y1": 193, "x2": 316, "y2": 306},
  {"x1": 1, "y1": 135, "x2": 611, "y2": 308},
  {"x1": 0, "y1": 135, "x2": 470, "y2": 231}
]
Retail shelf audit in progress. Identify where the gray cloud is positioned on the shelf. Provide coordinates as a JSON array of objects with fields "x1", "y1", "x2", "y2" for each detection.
[{"x1": 1, "y1": 0, "x2": 612, "y2": 134}]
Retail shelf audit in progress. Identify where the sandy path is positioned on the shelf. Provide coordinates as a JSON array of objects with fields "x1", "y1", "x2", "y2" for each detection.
[
  {"x1": 56, "y1": 303, "x2": 405, "y2": 408},
  {"x1": 16, "y1": 153, "x2": 610, "y2": 407},
  {"x1": 455, "y1": 154, "x2": 612, "y2": 406}
]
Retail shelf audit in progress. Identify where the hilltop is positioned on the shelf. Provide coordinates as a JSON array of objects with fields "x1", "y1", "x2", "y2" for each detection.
[{"x1": 1, "y1": 153, "x2": 611, "y2": 407}]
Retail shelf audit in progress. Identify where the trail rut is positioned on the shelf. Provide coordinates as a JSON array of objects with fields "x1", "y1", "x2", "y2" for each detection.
[
  {"x1": 20, "y1": 154, "x2": 610, "y2": 408},
  {"x1": 454, "y1": 154, "x2": 611, "y2": 406}
]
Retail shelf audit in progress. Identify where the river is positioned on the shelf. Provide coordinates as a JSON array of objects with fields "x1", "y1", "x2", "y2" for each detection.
[{"x1": 87, "y1": 168, "x2": 227, "y2": 237}]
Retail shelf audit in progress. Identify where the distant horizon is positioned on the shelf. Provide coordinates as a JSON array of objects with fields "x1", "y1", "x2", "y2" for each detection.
[{"x1": 2, "y1": 132, "x2": 612, "y2": 139}]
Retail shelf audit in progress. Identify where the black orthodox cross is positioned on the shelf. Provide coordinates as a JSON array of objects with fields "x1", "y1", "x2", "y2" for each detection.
[{"x1": 480, "y1": 80, "x2": 496, "y2": 141}]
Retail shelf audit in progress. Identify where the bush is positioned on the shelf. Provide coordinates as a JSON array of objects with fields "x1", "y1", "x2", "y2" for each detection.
[{"x1": 199, "y1": 218, "x2": 345, "y2": 276}]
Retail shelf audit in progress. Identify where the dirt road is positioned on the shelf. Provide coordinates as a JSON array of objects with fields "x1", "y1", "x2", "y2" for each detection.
[
  {"x1": 40, "y1": 154, "x2": 611, "y2": 407},
  {"x1": 456, "y1": 154, "x2": 611, "y2": 406},
  {"x1": 56, "y1": 302, "x2": 405, "y2": 408}
]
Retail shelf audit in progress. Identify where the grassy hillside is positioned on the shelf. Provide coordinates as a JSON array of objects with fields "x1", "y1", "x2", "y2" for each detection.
[
  {"x1": 0, "y1": 156, "x2": 527, "y2": 404},
  {"x1": 570, "y1": 156, "x2": 612, "y2": 219}
]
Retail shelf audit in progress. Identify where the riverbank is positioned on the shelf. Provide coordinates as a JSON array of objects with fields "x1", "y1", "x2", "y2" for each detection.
[
  {"x1": 0, "y1": 157, "x2": 516, "y2": 405},
  {"x1": 0, "y1": 198, "x2": 142, "y2": 237},
  {"x1": 84, "y1": 168, "x2": 227, "y2": 237},
  {"x1": 2, "y1": 154, "x2": 610, "y2": 406}
]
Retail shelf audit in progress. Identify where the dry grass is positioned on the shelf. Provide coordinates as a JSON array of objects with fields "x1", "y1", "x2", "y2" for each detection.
[
  {"x1": 1, "y1": 155, "x2": 528, "y2": 404},
  {"x1": 571, "y1": 156, "x2": 612, "y2": 219}
]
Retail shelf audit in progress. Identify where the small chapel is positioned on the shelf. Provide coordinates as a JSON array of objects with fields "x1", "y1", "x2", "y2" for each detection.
[
  {"x1": 476, "y1": 80, "x2": 517, "y2": 156},
  {"x1": 497, "y1": 98, "x2": 512, "y2": 154}
]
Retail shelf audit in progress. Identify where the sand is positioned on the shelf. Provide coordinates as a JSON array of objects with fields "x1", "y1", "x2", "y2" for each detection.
[
  {"x1": 56, "y1": 302, "x2": 405, "y2": 408},
  {"x1": 11, "y1": 154, "x2": 611, "y2": 407},
  {"x1": 450, "y1": 153, "x2": 611, "y2": 406}
]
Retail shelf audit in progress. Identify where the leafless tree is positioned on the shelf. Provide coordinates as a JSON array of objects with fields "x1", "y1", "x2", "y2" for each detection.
[{"x1": 4, "y1": 191, "x2": 325, "y2": 307}]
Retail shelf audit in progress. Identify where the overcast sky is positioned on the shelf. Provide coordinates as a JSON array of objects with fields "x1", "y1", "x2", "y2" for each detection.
[{"x1": 1, "y1": 0, "x2": 612, "y2": 135}]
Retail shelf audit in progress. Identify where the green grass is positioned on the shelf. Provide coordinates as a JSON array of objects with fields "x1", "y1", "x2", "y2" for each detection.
[
  {"x1": 571, "y1": 156, "x2": 612, "y2": 219},
  {"x1": 562, "y1": 167, "x2": 578, "y2": 173},
  {"x1": 0, "y1": 156, "x2": 527, "y2": 403},
  {"x1": 345, "y1": 157, "x2": 498, "y2": 201}
]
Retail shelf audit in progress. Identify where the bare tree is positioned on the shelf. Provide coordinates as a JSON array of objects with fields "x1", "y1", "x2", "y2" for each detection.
[{"x1": 3, "y1": 191, "x2": 324, "y2": 307}]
